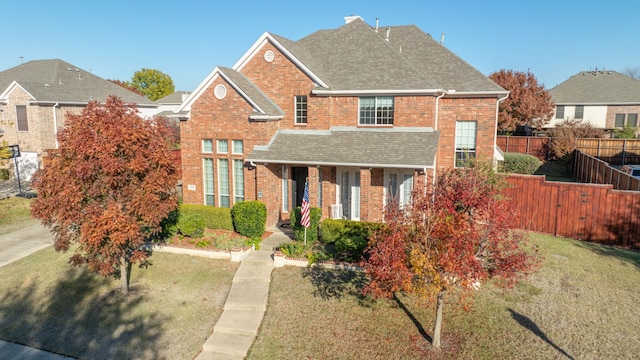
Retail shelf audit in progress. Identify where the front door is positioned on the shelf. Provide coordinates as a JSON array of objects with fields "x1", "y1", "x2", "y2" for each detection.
[
  {"x1": 337, "y1": 167, "x2": 360, "y2": 220},
  {"x1": 291, "y1": 167, "x2": 308, "y2": 208}
]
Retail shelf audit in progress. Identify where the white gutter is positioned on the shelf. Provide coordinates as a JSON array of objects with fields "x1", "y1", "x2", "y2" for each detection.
[
  {"x1": 312, "y1": 89, "x2": 443, "y2": 96},
  {"x1": 52, "y1": 103, "x2": 59, "y2": 148},
  {"x1": 249, "y1": 115, "x2": 284, "y2": 121}
]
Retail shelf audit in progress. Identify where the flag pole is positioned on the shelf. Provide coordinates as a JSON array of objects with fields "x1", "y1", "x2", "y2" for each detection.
[{"x1": 304, "y1": 227, "x2": 307, "y2": 246}]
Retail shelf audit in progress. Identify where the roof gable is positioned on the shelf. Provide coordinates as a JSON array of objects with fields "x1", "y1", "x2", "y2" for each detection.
[{"x1": 176, "y1": 67, "x2": 284, "y2": 119}]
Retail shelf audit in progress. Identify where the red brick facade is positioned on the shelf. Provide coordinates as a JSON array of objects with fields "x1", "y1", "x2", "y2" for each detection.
[{"x1": 180, "y1": 36, "x2": 500, "y2": 227}]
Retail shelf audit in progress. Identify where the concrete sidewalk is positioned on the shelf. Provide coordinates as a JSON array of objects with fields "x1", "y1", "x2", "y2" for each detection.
[{"x1": 195, "y1": 226, "x2": 293, "y2": 360}]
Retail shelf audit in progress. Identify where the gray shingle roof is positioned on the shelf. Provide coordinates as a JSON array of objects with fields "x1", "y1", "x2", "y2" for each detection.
[
  {"x1": 0, "y1": 59, "x2": 156, "y2": 106},
  {"x1": 271, "y1": 19, "x2": 502, "y2": 93},
  {"x1": 549, "y1": 70, "x2": 640, "y2": 104},
  {"x1": 219, "y1": 67, "x2": 284, "y2": 117},
  {"x1": 247, "y1": 127, "x2": 439, "y2": 168},
  {"x1": 157, "y1": 91, "x2": 190, "y2": 104}
]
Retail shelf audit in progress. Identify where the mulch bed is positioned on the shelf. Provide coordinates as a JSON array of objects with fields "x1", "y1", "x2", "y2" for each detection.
[{"x1": 161, "y1": 229, "x2": 273, "y2": 251}]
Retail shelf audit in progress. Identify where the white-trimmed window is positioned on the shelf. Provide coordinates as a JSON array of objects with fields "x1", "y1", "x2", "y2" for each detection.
[
  {"x1": 217, "y1": 139, "x2": 228, "y2": 153},
  {"x1": 203, "y1": 158, "x2": 215, "y2": 206},
  {"x1": 628, "y1": 113, "x2": 639, "y2": 127},
  {"x1": 233, "y1": 159, "x2": 244, "y2": 203},
  {"x1": 359, "y1": 96, "x2": 394, "y2": 125},
  {"x1": 455, "y1": 121, "x2": 477, "y2": 167},
  {"x1": 218, "y1": 159, "x2": 230, "y2": 208},
  {"x1": 16, "y1": 105, "x2": 28, "y2": 131},
  {"x1": 555, "y1": 105, "x2": 565, "y2": 119},
  {"x1": 575, "y1": 105, "x2": 584, "y2": 119},
  {"x1": 202, "y1": 139, "x2": 213, "y2": 153},
  {"x1": 232, "y1": 140, "x2": 243, "y2": 154},
  {"x1": 385, "y1": 170, "x2": 413, "y2": 208},
  {"x1": 282, "y1": 165, "x2": 289, "y2": 212},
  {"x1": 295, "y1": 95, "x2": 307, "y2": 124}
]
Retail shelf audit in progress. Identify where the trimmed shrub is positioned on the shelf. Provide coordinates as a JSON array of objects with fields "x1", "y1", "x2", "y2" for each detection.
[
  {"x1": 179, "y1": 204, "x2": 233, "y2": 230},
  {"x1": 177, "y1": 213, "x2": 205, "y2": 238},
  {"x1": 499, "y1": 152, "x2": 542, "y2": 175},
  {"x1": 290, "y1": 207, "x2": 322, "y2": 243},
  {"x1": 279, "y1": 241, "x2": 308, "y2": 258},
  {"x1": 231, "y1": 200, "x2": 267, "y2": 238},
  {"x1": 321, "y1": 219, "x2": 386, "y2": 262},
  {"x1": 0, "y1": 168, "x2": 9, "y2": 180}
]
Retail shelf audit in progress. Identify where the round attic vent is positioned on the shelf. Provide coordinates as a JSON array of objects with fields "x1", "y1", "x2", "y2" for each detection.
[
  {"x1": 264, "y1": 50, "x2": 275, "y2": 62},
  {"x1": 214, "y1": 84, "x2": 227, "y2": 99}
]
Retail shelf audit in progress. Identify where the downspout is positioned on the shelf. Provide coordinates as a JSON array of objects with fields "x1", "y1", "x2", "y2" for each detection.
[
  {"x1": 52, "y1": 103, "x2": 59, "y2": 148},
  {"x1": 494, "y1": 94, "x2": 509, "y2": 166},
  {"x1": 432, "y1": 91, "x2": 446, "y2": 190}
]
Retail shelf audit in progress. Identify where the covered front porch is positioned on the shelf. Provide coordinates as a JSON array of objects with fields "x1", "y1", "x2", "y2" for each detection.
[{"x1": 246, "y1": 127, "x2": 439, "y2": 226}]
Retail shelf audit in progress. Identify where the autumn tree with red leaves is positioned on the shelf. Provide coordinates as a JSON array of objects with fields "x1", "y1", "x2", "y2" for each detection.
[
  {"x1": 489, "y1": 69, "x2": 555, "y2": 132},
  {"x1": 31, "y1": 96, "x2": 179, "y2": 294},
  {"x1": 364, "y1": 164, "x2": 540, "y2": 348}
]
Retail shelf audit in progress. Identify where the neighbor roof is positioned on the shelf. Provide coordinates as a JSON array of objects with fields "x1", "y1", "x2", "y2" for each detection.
[
  {"x1": 550, "y1": 70, "x2": 640, "y2": 104},
  {"x1": 0, "y1": 59, "x2": 156, "y2": 106},
  {"x1": 247, "y1": 127, "x2": 439, "y2": 169}
]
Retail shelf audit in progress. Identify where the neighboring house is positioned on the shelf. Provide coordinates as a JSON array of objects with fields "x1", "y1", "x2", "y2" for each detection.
[
  {"x1": 177, "y1": 16, "x2": 508, "y2": 227},
  {"x1": 547, "y1": 70, "x2": 640, "y2": 131},
  {"x1": 0, "y1": 59, "x2": 157, "y2": 180},
  {"x1": 156, "y1": 91, "x2": 191, "y2": 119}
]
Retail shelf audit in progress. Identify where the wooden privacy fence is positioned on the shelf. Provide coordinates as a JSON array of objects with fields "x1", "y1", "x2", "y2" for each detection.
[
  {"x1": 504, "y1": 174, "x2": 640, "y2": 249},
  {"x1": 496, "y1": 136, "x2": 549, "y2": 160},
  {"x1": 576, "y1": 138, "x2": 640, "y2": 165},
  {"x1": 574, "y1": 150, "x2": 640, "y2": 191}
]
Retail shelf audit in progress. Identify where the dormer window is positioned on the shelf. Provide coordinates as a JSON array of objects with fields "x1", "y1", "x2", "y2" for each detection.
[{"x1": 359, "y1": 96, "x2": 394, "y2": 125}]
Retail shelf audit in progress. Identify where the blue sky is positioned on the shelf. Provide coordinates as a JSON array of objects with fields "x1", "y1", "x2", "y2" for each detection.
[{"x1": 2, "y1": 1, "x2": 639, "y2": 92}]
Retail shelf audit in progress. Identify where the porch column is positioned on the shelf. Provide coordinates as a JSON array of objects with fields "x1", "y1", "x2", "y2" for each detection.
[
  {"x1": 359, "y1": 168, "x2": 371, "y2": 221},
  {"x1": 308, "y1": 165, "x2": 320, "y2": 207}
]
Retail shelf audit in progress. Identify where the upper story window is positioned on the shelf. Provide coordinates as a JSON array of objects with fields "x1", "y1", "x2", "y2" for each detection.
[
  {"x1": 16, "y1": 105, "x2": 28, "y2": 131},
  {"x1": 555, "y1": 105, "x2": 564, "y2": 120},
  {"x1": 575, "y1": 105, "x2": 584, "y2": 119},
  {"x1": 217, "y1": 139, "x2": 228, "y2": 153},
  {"x1": 202, "y1": 139, "x2": 213, "y2": 153},
  {"x1": 359, "y1": 96, "x2": 394, "y2": 125},
  {"x1": 455, "y1": 121, "x2": 477, "y2": 168},
  {"x1": 628, "y1": 113, "x2": 638, "y2": 127},
  {"x1": 615, "y1": 114, "x2": 626, "y2": 128},
  {"x1": 295, "y1": 95, "x2": 307, "y2": 124}
]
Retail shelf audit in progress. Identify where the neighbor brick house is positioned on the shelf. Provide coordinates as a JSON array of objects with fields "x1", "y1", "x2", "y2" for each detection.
[
  {"x1": 0, "y1": 59, "x2": 157, "y2": 180},
  {"x1": 177, "y1": 16, "x2": 508, "y2": 227},
  {"x1": 547, "y1": 70, "x2": 640, "y2": 132}
]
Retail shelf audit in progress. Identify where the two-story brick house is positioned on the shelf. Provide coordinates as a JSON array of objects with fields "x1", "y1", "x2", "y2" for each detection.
[
  {"x1": 177, "y1": 16, "x2": 507, "y2": 226},
  {"x1": 0, "y1": 59, "x2": 157, "y2": 180},
  {"x1": 547, "y1": 70, "x2": 640, "y2": 132}
]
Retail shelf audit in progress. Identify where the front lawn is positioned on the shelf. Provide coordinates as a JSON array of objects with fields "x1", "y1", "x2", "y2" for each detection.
[
  {"x1": 0, "y1": 247, "x2": 238, "y2": 359},
  {"x1": 0, "y1": 196, "x2": 38, "y2": 235},
  {"x1": 249, "y1": 233, "x2": 640, "y2": 359}
]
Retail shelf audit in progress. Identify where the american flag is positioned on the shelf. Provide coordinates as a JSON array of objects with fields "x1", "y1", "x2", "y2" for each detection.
[{"x1": 300, "y1": 180, "x2": 310, "y2": 228}]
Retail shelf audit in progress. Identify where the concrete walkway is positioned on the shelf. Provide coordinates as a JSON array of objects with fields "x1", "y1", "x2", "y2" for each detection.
[{"x1": 195, "y1": 226, "x2": 292, "y2": 360}]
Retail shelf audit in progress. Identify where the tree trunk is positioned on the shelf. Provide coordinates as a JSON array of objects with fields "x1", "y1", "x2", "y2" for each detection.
[
  {"x1": 120, "y1": 256, "x2": 130, "y2": 295},
  {"x1": 432, "y1": 289, "x2": 445, "y2": 348}
]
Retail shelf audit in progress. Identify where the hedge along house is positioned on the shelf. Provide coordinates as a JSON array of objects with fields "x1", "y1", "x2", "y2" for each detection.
[{"x1": 177, "y1": 16, "x2": 508, "y2": 227}]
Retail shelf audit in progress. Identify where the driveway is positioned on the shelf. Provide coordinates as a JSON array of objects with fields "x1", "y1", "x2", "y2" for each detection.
[{"x1": 0, "y1": 222, "x2": 53, "y2": 267}]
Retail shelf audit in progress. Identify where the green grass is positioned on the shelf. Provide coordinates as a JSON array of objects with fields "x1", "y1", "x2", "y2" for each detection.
[
  {"x1": 0, "y1": 248, "x2": 238, "y2": 359},
  {"x1": 248, "y1": 233, "x2": 640, "y2": 359},
  {"x1": 0, "y1": 197, "x2": 38, "y2": 235}
]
